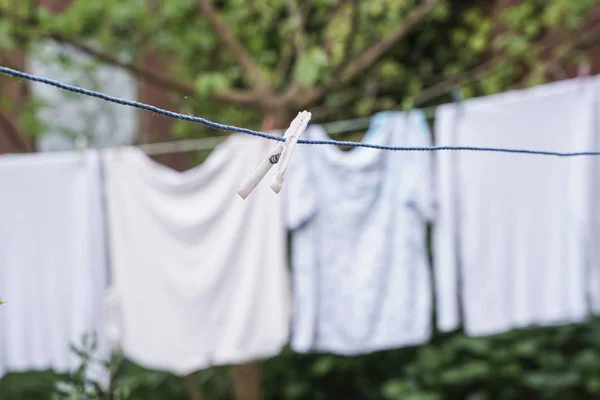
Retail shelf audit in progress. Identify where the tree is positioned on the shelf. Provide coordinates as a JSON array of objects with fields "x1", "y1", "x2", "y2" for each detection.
[
  {"x1": 1, "y1": 0, "x2": 599, "y2": 139},
  {"x1": 1, "y1": 0, "x2": 600, "y2": 399}
]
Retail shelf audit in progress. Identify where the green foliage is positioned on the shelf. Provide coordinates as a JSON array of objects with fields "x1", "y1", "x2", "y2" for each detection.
[
  {"x1": 259, "y1": 319, "x2": 600, "y2": 400},
  {"x1": 293, "y1": 47, "x2": 329, "y2": 87},
  {"x1": 0, "y1": 0, "x2": 594, "y2": 142},
  {"x1": 8, "y1": 320, "x2": 597, "y2": 399},
  {"x1": 194, "y1": 72, "x2": 232, "y2": 96}
]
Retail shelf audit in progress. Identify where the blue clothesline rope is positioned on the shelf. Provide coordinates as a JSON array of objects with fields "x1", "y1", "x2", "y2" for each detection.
[{"x1": 2, "y1": 65, "x2": 600, "y2": 157}]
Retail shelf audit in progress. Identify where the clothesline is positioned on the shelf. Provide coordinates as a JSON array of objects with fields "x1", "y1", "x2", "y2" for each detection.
[
  {"x1": 140, "y1": 112, "x2": 438, "y2": 155},
  {"x1": 322, "y1": 107, "x2": 436, "y2": 135},
  {"x1": 2, "y1": 65, "x2": 600, "y2": 157},
  {"x1": 140, "y1": 137, "x2": 227, "y2": 156},
  {"x1": 140, "y1": 110, "x2": 438, "y2": 155}
]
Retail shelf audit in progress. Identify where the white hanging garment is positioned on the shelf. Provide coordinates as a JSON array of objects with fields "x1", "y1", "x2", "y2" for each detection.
[
  {"x1": 103, "y1": 134, "x2": 290, "y2": 375},
  {"x1": 434, "y1": 79, "x2": 595, "y2": 337},
  {"x1": 284, "y1": 111, "x2": 435, "y2": 355},
  {"x1": 586, "y1": 76, "x2": 600, "y2": 316},
  {"x1": 0, "y1": 151, "x2": 109, "y2": 381}
]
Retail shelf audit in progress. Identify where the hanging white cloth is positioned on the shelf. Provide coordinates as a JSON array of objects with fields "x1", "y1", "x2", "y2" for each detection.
[
  {"x1": 434, "y1": 79, "x2": 595, "y2": 336},
  {"x1": 284, "y1": 111, "x2": 435, "y2": 355},
  {"x1": 0, "y1": 150, "x2": 109, "y2": 381},
  {"x1": 586, "y1": 76, "x2": 600, "y2": 316},
  {"x1": 103, "y1": 134, "x2": 290, "y2": 375}
]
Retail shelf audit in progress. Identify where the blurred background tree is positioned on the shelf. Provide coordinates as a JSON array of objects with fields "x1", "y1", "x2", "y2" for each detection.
[
  {"x1": 1, "y1": 0, "x2": 600, "y2": 399},
  {"x1": 1, "y1": 0, "x2": 599, "y2": 155}
]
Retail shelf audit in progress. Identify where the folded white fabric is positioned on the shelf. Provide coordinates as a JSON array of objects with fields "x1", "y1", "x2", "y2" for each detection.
[
  {"x1": 0, "y1": 150, "x2": 109, "y2": 381},
  {"x1": 434, "y1": 79, "x2": 595, "y2": 336},
  {"x1": 284, "y1": 111, "x2": 435, "y2": 354},
  {"x1": 103, "y1": 134, "x2": 290, "y2": 375}
]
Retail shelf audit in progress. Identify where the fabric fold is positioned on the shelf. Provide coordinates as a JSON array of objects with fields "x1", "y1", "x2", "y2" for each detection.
[
  {"x1": 0, "y1": 150, "x2": 109, "y2": 383},
  {"x1": 434, "y1": 78, "x2": 594, "y2": 337},
  {"x1": 285, "y1": 111, "x2": 435, "y2": 354},
  {"x1": 103, "y1": 134, "x2": 290, "y2": 375}
]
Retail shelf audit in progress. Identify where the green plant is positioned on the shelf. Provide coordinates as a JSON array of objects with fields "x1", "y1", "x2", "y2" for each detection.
[{"x1": 52, "y1": 334, "x2": 127, "y2": 400}]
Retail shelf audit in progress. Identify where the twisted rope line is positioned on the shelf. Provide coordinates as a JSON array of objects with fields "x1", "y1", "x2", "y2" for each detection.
[{"x1": 2, "y1": 66, "x2": 599, "y2": 156}]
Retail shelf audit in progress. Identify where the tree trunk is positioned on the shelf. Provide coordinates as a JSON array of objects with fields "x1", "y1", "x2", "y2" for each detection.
[
  {"x1": 182, "y1": 373, "x2": 204, "y2": 400},
  {"x1": 0, "y1": 49, "x2": 31, "y2": 154},
  {"x1": 270, "y1": 109, "x2": 296, "y2": 131},
  {"x1": 138, "y1": 50, "x2": 194, "y2": 172},
  {"x1": 232, "y1": 362, "x2": 263, "y2": 400}
]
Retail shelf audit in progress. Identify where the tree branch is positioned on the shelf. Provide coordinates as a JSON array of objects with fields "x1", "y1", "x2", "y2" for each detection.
[
  {"x1": 320, "y1": 0, "x2": 350, "y2": 57},
  {"x1": 232, "y1": 362, "x2": 262, "y2": 400},
  {"x1": 332, "y1": 0, "x2": 360, "y2": 77},
  {"x1": 0, "y1": 109, "x2": 30, "y2": 152},
  {"x1": 521, "y1": 20, "x2": 600, "y2": 85},
  {"x1": 54, "y1": 36, "x2": 196, "y2": 95},
  {"x1": 286, "y1": 0, "x2": 307, "y2": 63},
  {"x1": 274, "y1": 44, "x2": 294, "y2": 90},
  {"x1": 281, "y1": 0, "x2": 309, "y2": 97},
  {"x1": 275, "y1": 1, "x2": 312, "y2": 90},
  {"x1": 337, "y1": 0, "x2": 441, "y2": 86},
  {"x1": 0, "y1": 7, "x2": 258, "y2": 107},
  {"x1": 548, "y1": 62, "x2": 569, "y2": 80},
  {"x1": 182, "y1": 373, "x2": 204, "y2": 400},
  {"x1": 415, "y1": 13, "x2": 600, "y2": 107},
  {"x1": 413, "y1": 58, "x2": 499, "y2": 106},
  {"x1": 298, "y1": 0, "x2": 441, "y2": 108},
  {"x1": 58, "y1": 36, "x2": 257, "y2": 105},
  {"x1": 300, "y1": 0, "x2": 312, "y2": 25},
  {"x1": 196, "y1": 0, "x2": 270, "y2": 93}
]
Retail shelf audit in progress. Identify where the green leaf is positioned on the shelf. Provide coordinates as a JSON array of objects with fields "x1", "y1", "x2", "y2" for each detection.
[
  {"x1": 404, "y1": 393, "x2": 442, "y2": 400},
  {"x1": 293, "y1": 48, "x2": 329, "y2": 88},
  {"x1": 513, "y1": 338, "x2": 540, "y2": 357},
  {"x1": 381, "y1": 379, "x2": 414, "y2": 399},
  {"x1": 194, "y1": 73, "x2": 232, "y2": 95},
  {"x1": 284, "y1": 381, "x2": 309, "y2": 399},
  {"x1": 524, "y1": 371, "x2": 581, "y2": 391},
  {"x1": 586, "y1": 377, "x2": 600, "y2": 393},
  {"x1": 467, "y1": 391, "x2": 489, "y2": 400},
  {"x1": 441, "y1": 361, "x2": 491, "y2": 385},
  {"x1": 55, "y1": 381, "x2": 76, "y2": 394},
  {"x1": 311, "y1": 356, "x2": 334, "y2": 376},
  {"x1": 0, "y1": 19, "x2": 16, "y2": 50}
]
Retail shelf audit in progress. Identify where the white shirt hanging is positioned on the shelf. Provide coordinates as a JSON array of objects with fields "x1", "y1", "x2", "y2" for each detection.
[
  {"x1": 434, "y1": 79, "x2": 595, "y2": 336},
  {"x1": 103, "y1": 134, "x2": 290, "y2": 375},
  {"x1": 0, "y1": 151, "x2": 109, "y2": 382},
  {"x1": 284, "y1": 111, "x2": 435, "y2": 355}
]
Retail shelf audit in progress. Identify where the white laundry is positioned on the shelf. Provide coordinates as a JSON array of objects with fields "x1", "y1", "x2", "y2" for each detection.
[
  {"x1": 0, "y1": 151, "x2": 109, "y2": 381},
  {"x1": 434, "y1": 79, "x2": 595, "y2": 337},
  {"x1": 103, "y1": 134, "x2": 290, "y2": 375},
  {"x1": 586, "y1": 76, "x2": 600, "y2": 316},
  {"x1": 284, "y1": 111, "x2": 435, "y2": 355}
]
